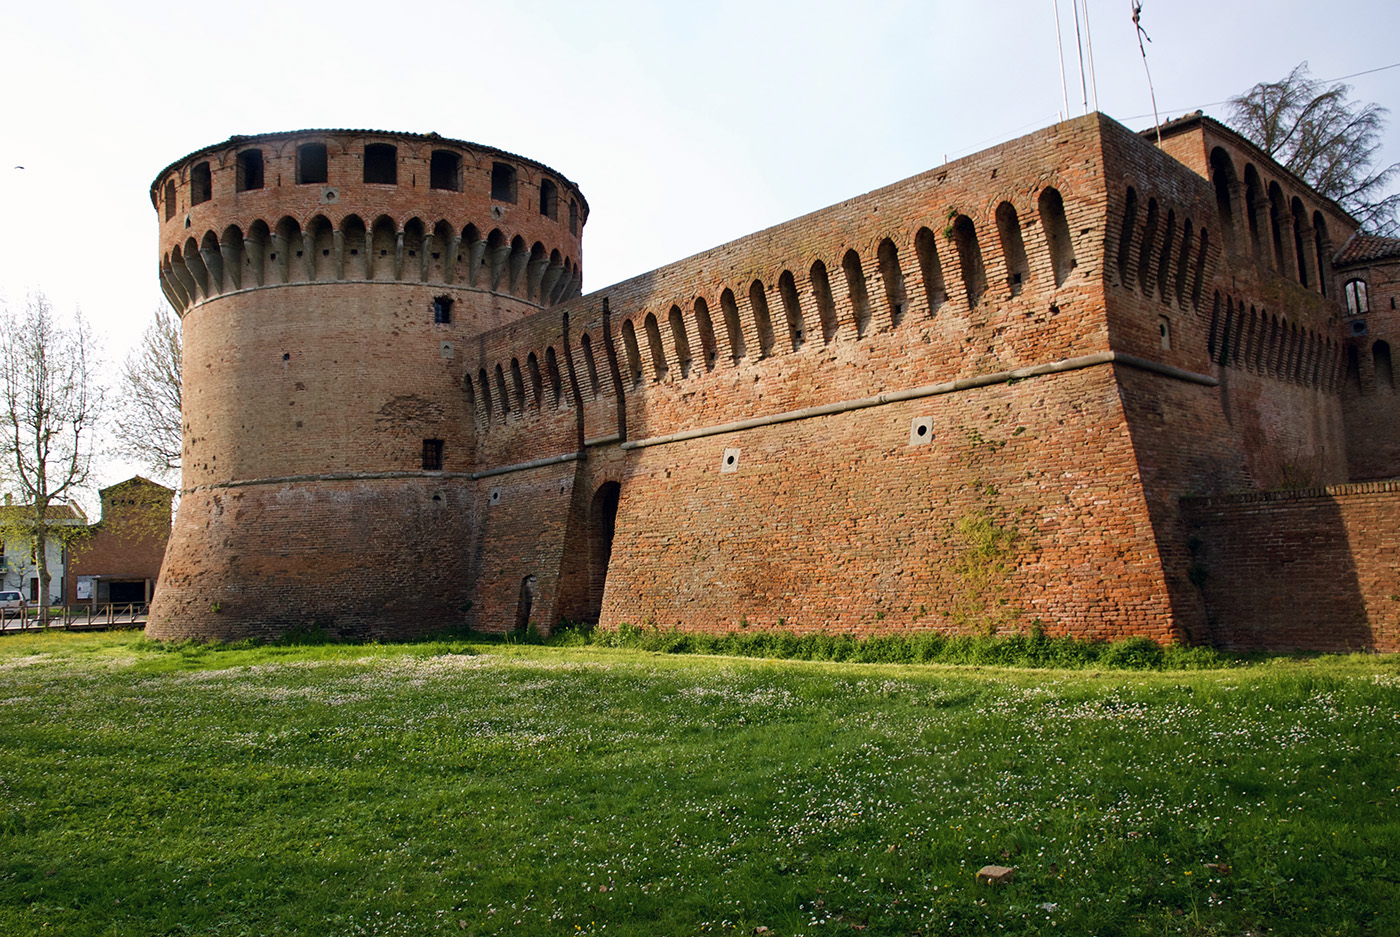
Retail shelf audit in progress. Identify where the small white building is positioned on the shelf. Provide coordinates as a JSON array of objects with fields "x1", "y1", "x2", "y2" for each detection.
[{"x1": 0, "y1": 500, "x2": 88, "y2": 604}]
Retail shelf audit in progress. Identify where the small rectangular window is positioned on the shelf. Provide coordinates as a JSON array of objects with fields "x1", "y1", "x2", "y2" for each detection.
[
  {"x1": 297, "y1": 143, "x2": 328, "y2": 184},
  {"x1": 491, "y1": 162, "x2": 517, "y2": 202},
  {"x1": 422, "y1": 439, "x2": 444, "y2": 471},
  {"x1": 430, "y1": 150, "x2": 461, "y2": 191},
  {"x1": 164, "y1": 180, "x2": 177, "y2": 220},
  {"x1": 190, "y1": 162, "x2": 212, "y2": 205},
  {"x1": 236, "y1": 149, "x2": 264, "y2": 191},
  {"x1": 539, "y1": 179, "x2": 558, "y2": 219},
  {"x1": 433, "y1": 296, "x2": 453, "y2": 324},
  {"x1": 569, "y1": 199, "x2": 578, "y2": 235},
  {"x1": 364, "y1": 143, "x2": 397, "y2": 185}
]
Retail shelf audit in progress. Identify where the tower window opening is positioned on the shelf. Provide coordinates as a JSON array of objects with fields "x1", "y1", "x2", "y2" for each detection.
[
  {"x1": 190, "y1": 162, "x2": 212, "y2": 205},
  {"x1": 433, "y1": 296, "x2": 453, "y2": 324},
  {"x1": 430, "y1": 150, "x2": 461, "y2": 191},
  {"x1": 422, "y1": 438, "x2": 444, "y2": 471},
  {"x1": 236, "y1": 149, "x2": 264, "y2": 191},
  {"x1": 491, "y1": 162, "x2": 517, "y2": 202},
  {"x1": 1345, "y1": 279, "x2": 1369, "y2": 316},
  {"x1": 364, "y1": 143, "x2": 397, "y2": 184},
  {"x1": 163, "y1": 180, "x2": 177, "y2": 220},
  {"x1": 297, "y1": 143, "x2": 328, "y2": 184},
  {"x1": 540, "y1": 179, "x2": 558, "y2": 219},
  {"x1": 569, "y1": 200, "x2": 579, "y2": 235}
]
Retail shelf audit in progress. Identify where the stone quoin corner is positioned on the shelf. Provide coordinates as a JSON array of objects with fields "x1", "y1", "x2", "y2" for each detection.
[{"x1": 145, "y1": 114, "x2": 1400, "y2": 651}]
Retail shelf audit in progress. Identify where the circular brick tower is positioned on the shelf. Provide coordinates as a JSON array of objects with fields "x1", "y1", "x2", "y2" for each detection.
[{"x1": 146, "y1": 130, "x2": 586, "y2": 641}]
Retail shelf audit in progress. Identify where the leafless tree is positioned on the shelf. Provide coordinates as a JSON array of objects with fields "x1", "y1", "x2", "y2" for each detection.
[
  {"x1": 0, "y1": 293, "x2": 106, "y2": 620},
  {"x1": 116, "y1": 304, "x2": 182, "y2": 482},
  {"x1": 1229, "y1": 62, "x2": 1400, "y2": 236}
]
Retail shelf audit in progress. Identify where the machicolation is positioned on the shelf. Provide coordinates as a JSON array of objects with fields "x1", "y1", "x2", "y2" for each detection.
[{"x1": 145, "y1": 114, "x2": 1400, "y2": 652}]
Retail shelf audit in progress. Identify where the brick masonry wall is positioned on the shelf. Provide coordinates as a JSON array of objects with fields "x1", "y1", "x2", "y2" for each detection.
[
  {"x1": 1183, "y1": 482, "x2": 1400, "y2": 651},
  {"x1": 148, "y1": 114, "x2": 1397, "y2": 646}
]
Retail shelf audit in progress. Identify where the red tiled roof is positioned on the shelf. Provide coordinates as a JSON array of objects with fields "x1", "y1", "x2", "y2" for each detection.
[{"x1": 1335, "y1": 234, "x2": 1400, "y2": 266}]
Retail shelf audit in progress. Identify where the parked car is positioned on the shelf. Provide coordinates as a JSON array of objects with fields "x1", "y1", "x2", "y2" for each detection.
[{"x1": 0, "y1": 591, "x2": 24, "y2": 618}]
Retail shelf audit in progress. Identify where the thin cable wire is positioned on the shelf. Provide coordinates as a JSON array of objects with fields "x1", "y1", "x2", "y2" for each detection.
[
  {"x1": 1053, "y1": 0, "x2": 1071, "y2": 119},
  {"x1": 1120, "y1": 61, "x2": 1400, "y2": 123}
]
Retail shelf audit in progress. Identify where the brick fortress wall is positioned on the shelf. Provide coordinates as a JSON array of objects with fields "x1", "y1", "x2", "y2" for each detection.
[{"x1": 147, "y1": 114, "x2": 1400, "y2": 647}]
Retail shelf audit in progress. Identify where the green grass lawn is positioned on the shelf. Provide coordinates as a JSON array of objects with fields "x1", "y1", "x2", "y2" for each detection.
[{"x1": 1, "y1": 631, "x2": 1397, "y2": 936}]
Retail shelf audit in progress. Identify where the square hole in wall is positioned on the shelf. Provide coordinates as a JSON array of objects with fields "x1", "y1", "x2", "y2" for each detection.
[
  {"x1": 909, "y1": 417, "x2": 934, "y2": 446},
  {"x1": 489, "y1": 487, "x2": 503, "y2": 506},
  {"x1": 720, "y1": 448, "x2": 741, "y2": 473}
]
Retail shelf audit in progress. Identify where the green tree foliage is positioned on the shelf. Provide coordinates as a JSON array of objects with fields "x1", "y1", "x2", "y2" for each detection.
[{"x1": 1228, "y1": 62, "x2": 1400, "y2": 235}]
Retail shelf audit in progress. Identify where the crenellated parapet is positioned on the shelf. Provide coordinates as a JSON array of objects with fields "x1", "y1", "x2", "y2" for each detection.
[{"x1": 151, "y1": 130, "x2": 585, "y2": 314}]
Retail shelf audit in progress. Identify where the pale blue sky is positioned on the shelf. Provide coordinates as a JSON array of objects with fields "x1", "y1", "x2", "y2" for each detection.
[{"x1": 1, "y1": 0, "x2": 1396, "y2": 489}]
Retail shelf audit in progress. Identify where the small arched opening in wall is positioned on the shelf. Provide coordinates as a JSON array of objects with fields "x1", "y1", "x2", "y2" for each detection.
[
  {"x1": 1154, "y1": 209, "x2": 1177, "y2": 304},
  {"x1": 515, "y1": 575, "x2": 538, "y2": 634},
  {"x1": 495, "y1": 363, "x2": 511, "y2": 419},
  {"x1": 1038, "y1": 188, "x2": 1076, "y2": 287},
  {"x1": 340, "y1": 214, "x2": 368, "y2": 280},
  {"x1": 190, "y1": 161, "x2": 212, "y2": 206},
  {"x1": 585, "y1": 482, "x2": 622, "y2": 624},
  {"x1": 236, "y1": 148, "x2": 264, "y2": 192},
  {"x1": 1136, "y1": 198, "x2": 1160, "y2": 298},
  {"x1": 1173, "y1": 219, "x2": 1195, "y2": 308},
  {"x1": 693, "y1": 298, "x2": 718, "y2": 369},
  {"x1": 777, "y1": 270, "x2": 805, "y2": 350},
  {"x1": 527, "y1": 353, "x2": 543, "y2": 408},
  {"x1": 545, "y1": 347, "x2": 564, "y2": 406},
  {"x1": 841, "y1": 249, "x2": 871, "y2": 337},
  {"x1": 477, "y1": 368, "x2": 493, "y2": 424},
  {"x1": 877, "y1": 238, "x2": 906, "y2": 326},
  {"x1": 1290, "y1": 197, "x2": 1311, "y2": 288},
  {"x1": 511, "y1": 358, "x2": 527, "y2": 411},
  {"x1": 994, "y1": 202, "x2": 1028, "y2": 295},
  {"x1": 749, "y1": 280, "x2": 776, "y2": 357},
  {"x1": 644, "y1": 313, "x2": 668, "y2": 380},
  {"x1": 622, "y1": 319, "x2": 644, "y2": 387},
  {"x1": 1267, "y1": 182, "x2": 1288, "y2": 275},
  {"x1": 1208, "y1": 147, "x2": 1237, "y2": 252},
  {"x1": 430, "y1": 150, "x2": 461, "y2": 191},
  {"x1": 809, "y1": 260, "x2": 839, "y2": 342},
  {"x1": 363, "y1": 143, "x2": 397, "y2": 185},
  {"x1": 950, "y1": 215, "x2": 986, "y2": 307},
  {"x1": 914, "y1": 227, "x2": 948, "y2": 314},
  {"x1": 297, "y1": 143, "x2": 329, "y2": 185},
  {"x1": 669, "y1": 305, "x2": 693, "y2": 378},
  {"x1": 1312, "y1": 211, "x2": 1331, "y2": 298},
  {"x1": 720, "y1": 289, "x2": 746, "y2": 360},
  {"x1": 1375, "y1": 340, "x2": 1393, "y2": 391},
  {"x1": 539, "y1": 179, "x2": 559, "y2": 220},
  {"x1": 581, "y1": 333, "x2": 601, "y2": 395},
  {"x1": 1115, "y1": 187, "x2": 1138, "y2": 288},
  {"x1": 1243, "y1": 165, "x2": 1264, "y2": 258}
]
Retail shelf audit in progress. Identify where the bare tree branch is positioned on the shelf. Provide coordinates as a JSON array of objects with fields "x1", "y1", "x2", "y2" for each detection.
[
  {"x1": 0, "y1": 292, "x2": 107, "y2": 621},
  {"x1": 115, "y1": 304, "x2": 182, "y2": 482},
  {"x1": 1228, "y1": 61, "x2": 1400, "y2": 236}
]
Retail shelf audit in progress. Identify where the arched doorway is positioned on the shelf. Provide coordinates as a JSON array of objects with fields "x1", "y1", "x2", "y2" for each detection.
[
  {"x1": 515, "y1": 575, "x2": 537, "y2": 634},
  {"x1": 585, "y1": 481, "x2": 621, "y2": 623}
]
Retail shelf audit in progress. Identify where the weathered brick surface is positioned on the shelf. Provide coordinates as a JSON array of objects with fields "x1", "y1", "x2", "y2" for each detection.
[
  {"x1": 1183, "y1": 482, "x2": 1400, "y2": 651},
  {"x1": 146, "y1": 114, "x2": 1400, "y2": 647}
]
